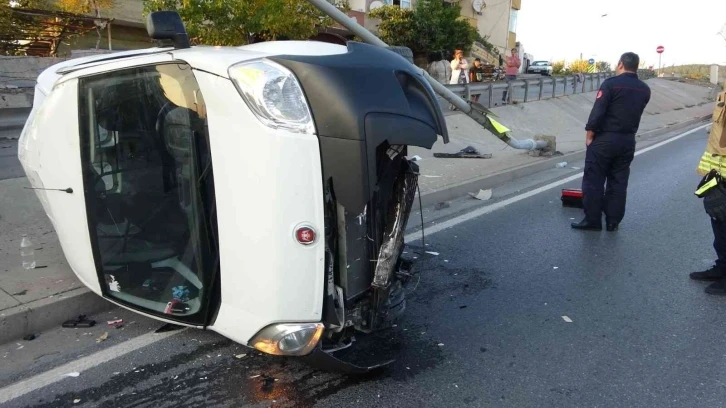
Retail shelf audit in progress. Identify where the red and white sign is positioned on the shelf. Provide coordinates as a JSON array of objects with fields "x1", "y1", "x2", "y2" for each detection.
[{"x1": 656, "y1": 45, "x2": 665, "y2": 54}]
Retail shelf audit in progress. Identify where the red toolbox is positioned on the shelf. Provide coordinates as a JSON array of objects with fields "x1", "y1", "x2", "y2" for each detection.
[{"x1": 561, "y1": 189, "x2": 583, "y2": 208}]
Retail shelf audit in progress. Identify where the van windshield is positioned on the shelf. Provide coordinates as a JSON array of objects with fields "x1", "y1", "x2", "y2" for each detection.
[{"x1": 78, "y1": 63, "x2": 217, "y2": 324}]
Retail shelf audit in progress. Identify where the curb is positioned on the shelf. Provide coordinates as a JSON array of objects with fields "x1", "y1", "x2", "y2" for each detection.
[
  {"x1": 0, "y1": 287, "x2": 115, "y2": 344},
  {"x1": 419, "y1": 114, "x2": 713, "y2": 208}
]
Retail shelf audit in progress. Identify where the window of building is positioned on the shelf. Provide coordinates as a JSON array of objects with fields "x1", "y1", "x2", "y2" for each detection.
[
  {"x1": 509, "y1": 8, "x2": 518, "y2": 33},
  {"x1": 384, "y1": 0, "x2": 412, "y2": 9}
]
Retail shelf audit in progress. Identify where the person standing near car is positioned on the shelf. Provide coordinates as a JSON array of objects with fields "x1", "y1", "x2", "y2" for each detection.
[
  {"x1": 501, "y1": 48, "x2": 520, "y2": 104},
  {"x1": 469, "y1": 58, "x2": 484, "y2": 103},
  {"x1": 449, "y1": 49, "x2": 469, "y2": 110},
  {"x1": 689, "y1": 86, "x2": 726, "y2": 295},
  {"x1": 571, "y1": 52, "x2": 651, "y2": 232},
  {"x1": 450, "y1": 49, "x2": 469, "y2": 85},
  {"x1": 427, "y1": 51, "x2": 451, "y2": 85}
]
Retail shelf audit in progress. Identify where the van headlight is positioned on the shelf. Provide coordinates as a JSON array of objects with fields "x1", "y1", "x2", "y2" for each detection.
[
  {"x1": 228, "y1": 59, "x2": 315, "y2": 135},
  {"x1": 251, "y1": 323, "x2": 324, "y2": 356}
]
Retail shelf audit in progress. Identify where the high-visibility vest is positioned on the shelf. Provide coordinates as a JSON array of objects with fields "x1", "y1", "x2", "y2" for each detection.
[
  {"x1": 697, "y1": 91, "x2": 726, "y2": 176},
  {"x1": 698, "y1": 152, "x2": 726, "y2": 176}
]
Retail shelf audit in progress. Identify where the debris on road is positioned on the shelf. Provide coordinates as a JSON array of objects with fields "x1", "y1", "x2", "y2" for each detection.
[
  {"x1": 426, "y1": 251, "x2": 440, "y2": 256},
  {"x1": 469, "y1": 189, "x2": 493, "y2": 201},
  {"x1": 73, "y1": 399, "x2": 81, "y2": 404},
  {"x1": 438, "y1": 343, "x2": 445, "y2": 347},
  {"x1": 96, "y1": 332, "x2": 108, "y2": 343},
  {"x1": 107, "y1": 319, "x2": 124, "y2": 329},
  {"x1": 562, "y1": 316, "x2": 573, "y2": 323},
  {"x1": 16, "y1": 343, "x2": 24, "y2": 350},
  {"x1": 235, "y1": 353, "x2": 248, "y2": 359},
  {"x1": 556, "y1": 162, "x2": 568, "y2": 168},
  {"x1": 23, "y1": 334, "x2": 36, "y2": 341},
  {"x1": 65, "y1": 372, "x2": 80, "y2": 378},
  {"x1": 434, "y1": 201, "x2": 450, "y2": 210},
  {"x1": 62, "y1": 315, "x2": 96, "y2": 329},
  {"x1": 553, "y1": 267, "x2": 559, "y2": 270},
  {"x1": 410, "y1": 155, "x2": 423, "y2": 161},
  {"x1": 249, "y1": 374, "x2": 261, "y2": 379},
  {"x1": 434, "y1": 146, "x2": 492, "y2": 159}
]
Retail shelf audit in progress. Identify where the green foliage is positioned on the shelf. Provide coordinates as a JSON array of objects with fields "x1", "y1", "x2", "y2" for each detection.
[
  {"x1": 567, "y1": 59, "x2": 589, "y2": 74},
  {"x1": 596, "y1": 61, "x2": 611, "y2": 72},
  {"x1": 551, "y1": 60, "x2": 565, "y2": 75},
  {"x1": 142, "y1": 0, "x2": 338, "y2": 45},
  {"x1": 665, "y1": 64, "x2": 726, "y2": 81},
  {"x1": 1, "y1": 0, "x2": 115, "y2": 56},
  {"x1": 369, "y1": 0, "x2": 479, "y2": 55}
]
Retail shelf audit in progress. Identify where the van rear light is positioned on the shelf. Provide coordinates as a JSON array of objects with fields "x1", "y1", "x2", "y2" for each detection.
[{"x1": 295, "y1": 225, "x2": 317, "y2": 245}]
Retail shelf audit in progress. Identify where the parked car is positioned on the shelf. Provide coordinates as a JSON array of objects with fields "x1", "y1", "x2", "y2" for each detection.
[{"x1": 527, "y1": 60, "x2": 553, "y2": 76}]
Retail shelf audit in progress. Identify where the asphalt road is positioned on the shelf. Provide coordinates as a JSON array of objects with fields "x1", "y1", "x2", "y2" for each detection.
[
  {"x1": 0, "y1": 139, "x2": 22, "y2": 181},
  {"x1": 2, "y1": 123, "x2": 724, "y2": 408}
]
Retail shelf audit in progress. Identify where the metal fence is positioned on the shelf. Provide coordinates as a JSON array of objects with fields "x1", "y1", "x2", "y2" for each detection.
[{"x1": 443, "y1": 72, "x2": 615, "y2": 109}]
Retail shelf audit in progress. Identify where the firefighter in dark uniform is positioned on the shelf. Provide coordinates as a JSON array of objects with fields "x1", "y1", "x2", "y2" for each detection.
[{"x1": 571, "y1": 52, "x2": 651, "y2": 231}]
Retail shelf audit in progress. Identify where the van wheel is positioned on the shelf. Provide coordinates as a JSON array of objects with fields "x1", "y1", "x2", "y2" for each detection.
[{"x1": 385, "y1": 46, "x2": 414, "y2": 64}]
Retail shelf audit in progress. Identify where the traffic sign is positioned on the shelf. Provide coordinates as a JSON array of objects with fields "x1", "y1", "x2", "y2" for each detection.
[
  {"x1": 656, "y1": 45, "x2": 664, "y2": 54},
  {"x1": 588, "y1": 58, "x2": 595, "y2": 65}
]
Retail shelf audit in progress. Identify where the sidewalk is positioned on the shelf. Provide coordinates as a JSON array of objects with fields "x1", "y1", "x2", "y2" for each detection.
[
  {"x1": 0, "y1": 78, "x2": 719, "y2": 344},
  {"x1": 0, "y1": 177, "x2": 112, "y2": 344}
]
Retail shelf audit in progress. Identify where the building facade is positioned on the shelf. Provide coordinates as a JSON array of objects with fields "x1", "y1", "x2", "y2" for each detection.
[{"x1": 346, "y1": 0, "x2": 521, "y2": 55}]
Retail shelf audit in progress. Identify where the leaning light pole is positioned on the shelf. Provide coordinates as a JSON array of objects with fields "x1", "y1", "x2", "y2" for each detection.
[{"x1": 306, "y1": 0, "x2": 552, "y2": 152}]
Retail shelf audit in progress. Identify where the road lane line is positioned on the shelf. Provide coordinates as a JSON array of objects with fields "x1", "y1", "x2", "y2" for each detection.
[
  {"x1": 0, "y1": 329, "x2": 186, "y2": 405},
  {"x1": 405, "y1": 122, "x2": 711, "y2": 242}
]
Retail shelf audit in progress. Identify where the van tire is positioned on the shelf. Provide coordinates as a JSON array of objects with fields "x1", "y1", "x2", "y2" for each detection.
[{"x1": 385, "y1": 46, "x2": 414, "y2": 64}]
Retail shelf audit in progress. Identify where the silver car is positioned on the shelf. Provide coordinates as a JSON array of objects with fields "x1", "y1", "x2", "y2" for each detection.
[{"x1": 528, "y1": 60, "x2": 553, "y2": 76}]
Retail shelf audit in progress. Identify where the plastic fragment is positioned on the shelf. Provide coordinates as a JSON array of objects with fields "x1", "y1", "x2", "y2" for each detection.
[
  {"x1": 562, "y1": 316, "x2": 573, "y2": 323},
  {"x1": 556, "y1": 162, "x2": 568, "y2": 168},
  {"x1": 235, "y1": 354, "x2": 247, "y2": 359},
  {"x1": 96, "y1": 332, "x2": 108, "y2": 343},
  {"x1": 469, "y1": 189, "x2": 493, "y2": 201},
  {"x1": 425, "y1": 251, "x2": 440, "y2": 256},
  {"x1": 73, "y1": 399, "x2": 81, "y2": 404},
  {"x1": 65, "y1": 372, "x2": 80, "y2": 378}
]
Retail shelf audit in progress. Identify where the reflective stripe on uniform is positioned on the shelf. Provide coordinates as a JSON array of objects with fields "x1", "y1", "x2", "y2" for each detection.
[{"x1": 699, "y1": 152, "x2": 726, "y2": 174}]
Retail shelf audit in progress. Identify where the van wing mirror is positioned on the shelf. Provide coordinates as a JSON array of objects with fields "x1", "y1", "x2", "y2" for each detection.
[{"x1": 146, "y1": 11, "x2": 190, "y2": 49}]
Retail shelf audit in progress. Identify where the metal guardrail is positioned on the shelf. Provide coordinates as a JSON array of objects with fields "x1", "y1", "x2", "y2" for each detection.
[{"x1": 445, "y1": 72, "x2": 615, "y2": 109}]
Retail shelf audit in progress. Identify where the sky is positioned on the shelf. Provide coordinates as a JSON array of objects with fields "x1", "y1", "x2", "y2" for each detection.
[{"x1": 517, "y1": 0, "x2": 726, "y2": 67}]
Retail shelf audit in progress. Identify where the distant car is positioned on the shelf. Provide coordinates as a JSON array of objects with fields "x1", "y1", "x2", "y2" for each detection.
[{"x1": 527, "y1": 61, "x2": 553, "y2": 76}]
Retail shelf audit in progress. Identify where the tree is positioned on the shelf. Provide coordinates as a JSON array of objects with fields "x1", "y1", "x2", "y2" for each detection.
[
  {"x1": 142, "y1": 0, "x2": 341, "y2": 45},
  {"x1": 551, "y1": 60, "x2": 565, "y2": 75},
  {"x1": 1, "y1": 0, "x2": 112, "y2": 56},
  {"x1": 596, "y1": 61, "x2": 611, "y2": 73},
  {"x1": 369, "y1": 0, "x2": 479, "y2": 56},
  {"x1": 567, "y1": 59, "x2": 589, "y2": 74},
  {"x1": 54, "y1": 0, "x2": 115, "y2": 49}
]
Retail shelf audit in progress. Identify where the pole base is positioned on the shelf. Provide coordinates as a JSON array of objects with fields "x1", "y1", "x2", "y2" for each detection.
[{"x1": 529, "y1": 135, "x2": 557, "y2": 156}]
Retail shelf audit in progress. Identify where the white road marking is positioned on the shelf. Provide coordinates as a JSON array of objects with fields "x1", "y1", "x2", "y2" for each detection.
[
  {"x1": 406, "y1": 122, "x2": 711, "y2": 242},
  {"x1": 0, "y1": 329, "x2": 185, "y2": 405}
]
